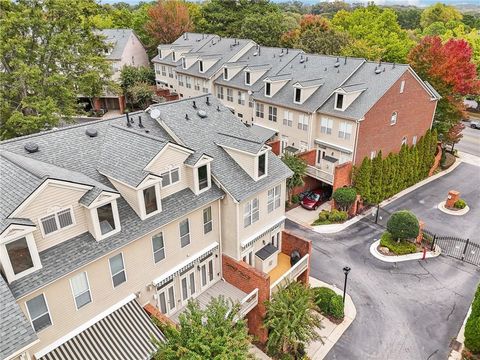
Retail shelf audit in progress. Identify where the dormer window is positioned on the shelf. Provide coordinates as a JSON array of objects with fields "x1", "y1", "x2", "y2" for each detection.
[
  {"x1": 193, "y1": 161, "x2": 211, "y2": 194},
  {"x1": 265, "y1": 82, "x2": 271, "y2": 97},
  {"x1": 245, "y1": 71, "x2": 251, "y2": 85},
  {"x1": 182, "y1": 57, "x2": 186, "y2": 69},
  {"x1": 335, "y1": 93, "x2": 344, "y2": 110},
  {"x1": 258, "y1": 153, "x2": 266, "y2": 177},
  {"x1": 199, "y1": 60, "x2": 204, "y2": 73},
  {"x1": 294, "y1": 88, "x2": 301, "y2": 103},
  {"x1": 143, "y1": 186, "x2": 158, "y2": 215},
  {"x1": 6, "y1": 237, "x2": 34, "y2": 275},
  {"x1": 198, "y1": 165, "x2": 208, "y2": 190},
  {"x1": 97, "y1": 203, "x2": 117, "y2": 236},
  {"x1": 223, "y1": 68, "x2": 228, "y2": 80},
  {"x1": 172, "y1": 51, "x2": 176, "y2": 62},
  {"x1": 158, "y1": 49, "x2": 162, "y2": 59}
]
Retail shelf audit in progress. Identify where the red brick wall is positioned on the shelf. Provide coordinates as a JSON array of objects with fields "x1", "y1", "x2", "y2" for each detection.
[
  {"x1": 355, "y1": 70, "x2": 437, "y2": 166},
  {"x1": 144, "y1": 304, "x2": 177, "y2": 328},
  {"x1": 281, "y1": 230, "x2": 312, "y2": 284},
  {"x1": 333, "y1": 162, "x2": 353, "y2": 190},
  {"x1": 298, "y1": 149, "x2": 316, "y2": 166},
  {"x1": 292, "y1": 176, "x2": 322, "y2": 196},
  {"x1": 268, "y1": 140, "x2": 281, "y2": 156},
  {"x1": 222, "y1": 255, "x2": 270, "y2": 343}
]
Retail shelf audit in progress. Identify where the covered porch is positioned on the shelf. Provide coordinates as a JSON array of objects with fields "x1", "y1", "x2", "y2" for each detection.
[{"x1": 169, "y1": 280, "x2": 258, "y2": 323}]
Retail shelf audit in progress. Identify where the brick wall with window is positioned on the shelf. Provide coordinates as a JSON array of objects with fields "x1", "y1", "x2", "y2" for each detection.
[{"x1": 355, "y1": 71, "x2": 437, "y2": 166}]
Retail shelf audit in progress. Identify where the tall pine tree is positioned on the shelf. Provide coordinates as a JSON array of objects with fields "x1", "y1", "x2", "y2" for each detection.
[
  {"x1": 370, "y1": 151, "x2": 383, "y2": 204},
  {"x1": 353, "y1": 157, "x2": 372, "y2": 204}
]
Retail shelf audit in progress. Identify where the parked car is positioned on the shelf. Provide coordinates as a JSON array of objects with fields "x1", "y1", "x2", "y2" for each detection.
[
  {"x1": 298, "y1": 190, "x2": 312, "y2": 201},
  {"x1": 300, "y1": 188, "x2": 331, "y2": 210},
  {"x1": 470, "y1": 121, "x2": 480, "y2": 129}
]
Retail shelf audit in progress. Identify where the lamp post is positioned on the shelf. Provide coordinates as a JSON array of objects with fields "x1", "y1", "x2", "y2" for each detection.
[{"x1": 342, "y1": 266, "x2": 351, "y2": 304}]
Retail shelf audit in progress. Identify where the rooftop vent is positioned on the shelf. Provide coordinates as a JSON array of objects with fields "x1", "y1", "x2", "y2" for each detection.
[
  {"x1": 197, "y1": 110, "x2": 207, "y2": 118},
  {"x1": 206, "y1": 97, "x2": 211, "y2": 106},
  {"x1": 344, "y1": 56, "x2": 347, "y2": 65},
  {"x1": 253, "y1": 52, "x2": 258, "y2": 56},
  {"x1": 24, "y1": 142, "x2": 39, "y2": 153},
  {"x1": 185, "y1": 114, "x2": 190, "y2": 120},
  {"x1": 375, "y1": 67, "x2": 382, "y2": 75},
  {"x1": 85, "y1": 128, "x2": 98, "y2": 137},
  {"x1": 216, "y1": 106, "x2": 221, "y2": 112},
  {"x1": 193, "y1": 100, "x2": 197, "y2": 109},
  {"x1": 150, "y1": 108, "x2": 161, "y2": 120},
  {"x1": 138, "y1": 116, "x2": 144, "y2": 128},
  {"x1": 126, "y1": 112, "x2": 132, "y2": 127}
]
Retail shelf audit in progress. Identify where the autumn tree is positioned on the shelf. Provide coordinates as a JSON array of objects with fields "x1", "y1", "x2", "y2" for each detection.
[
  {"x1": 145, "y1": 0, "x2": 193, "y2": 45},
  {"x1": 420, "y1": 3, "x2": 462, "y2": 29},
  {"x1": 0, "y1": 0, "x2": 111, "y2": 139},
  {"x1": 444, "y1": 122, "x2": 465, "y2": 152},
  {"x1": 408, "y1": 36, "x2": 480, "y2": 137}
]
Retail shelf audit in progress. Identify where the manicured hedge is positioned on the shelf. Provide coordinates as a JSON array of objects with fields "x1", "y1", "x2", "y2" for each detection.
[
  {"x1": 380, "y1": 232, "x2": 417, "y2": 255},
  {"x1": 386, "y1": 210, "x2": 419, "y2": 241},
  {"x1": 332, "y1": 187, "x2": 357, "y2": 211},
  {"x1": 312, "y1": 287, "x2": 344, "y2": 321},
  {"x1": 454, "y1": 199, "x2": 467, "y2": 209},
  {"x1": 465, "y1": 285, "x2": 480, "y2": 354},
  {"x1": 312, "y1": 209, "x2": 348, "y2": 226}
]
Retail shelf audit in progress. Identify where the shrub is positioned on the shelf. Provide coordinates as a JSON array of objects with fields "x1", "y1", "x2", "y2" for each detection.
[
  {"x1": 465, "y1": 316, "x2": 480, "y2": 354},
  {"x1": 312, "y1": 287, "x2": 336, "y2": 314},
  {"x1": 454, "y1": 199, "x2": 467, "y2": 209},
  {"x1": 441, "y1": 152, "x2": 456, "y2": 169},
  {"x1": 386, "y1": 210, "x2": 419, "y2": 241},
  {"x1": 312, "y1": 210, "x2": 348, "y2": 226},
  {"x1": 329, "y1": 295, "x2": 345, "y2": 320},
  {"x1": 380, "y1": 232, "x2": 417, "y2": 255},
  {"x1": 291, "y1": 194, "x2": 300, "y2": 204},
  {"x1": 332, "y1": 187, "x2": 357, "y2": 211}
]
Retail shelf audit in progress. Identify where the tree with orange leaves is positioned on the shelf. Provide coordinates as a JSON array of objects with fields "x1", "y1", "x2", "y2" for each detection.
[{"x1": 145, "y1": 0, "x2": 193, "y2": 45}]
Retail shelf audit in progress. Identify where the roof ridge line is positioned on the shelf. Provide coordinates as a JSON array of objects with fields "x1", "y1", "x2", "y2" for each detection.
[
  {"x1": 217, "y1": 132, "x2": 262, "y2": 145},
  {"x1": 0, "y1": 151, "x2": 45, "y2": 180},
  {"x1": 109, "y1": 123, "x2": 168, "y2": 143}
]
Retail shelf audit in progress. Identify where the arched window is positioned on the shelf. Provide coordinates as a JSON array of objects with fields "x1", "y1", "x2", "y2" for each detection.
[{"x1": 390, "y1": 111, "x2": 397, "y2": 125}]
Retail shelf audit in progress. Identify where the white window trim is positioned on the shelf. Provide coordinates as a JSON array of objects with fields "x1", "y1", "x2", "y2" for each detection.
[
  {"x1": 243, "y1": 198, "x2": 260, "y2": 228},
  {"x1": 0, "y1": 231, "x2": 42, "y2": 282},
  {"x1": 137, "y1": 182, "x2": 162, "y2": 220},
  {"x1": 338, "y1": 121, "x2": 353, "y2": 140},
  {"x1": 242, "y1": 247, "x2": 254, "y2": 266},
  {"x1": 265, "y1": 82, "x2": 272, "y2": 97},
  {"x1": 321, "y1": 118, "x2": 333, "y2": 135},
  {"x1": 294, "y1": 87, "x2": 302, "y2": 104},
  {"x1": 25, "y1": 293, "x2": 53, "y2": 333},
  {"x1": 152, "y1": 232, "x2": 166, "y2": 264},
  {"x1": 390, "y1": 111, "x2": 398, "y2": 126},
  {"x1": 38, "y1": 206, "x2": 76, "y2": 238},
  {"x1": 193, "y1": 162, "x2": 211, "y2": 195},
  {"x1": 401, "y1": 136, "x2": 408, "y2": 145},
  {"x1": 109, "y1": 253, "x2": 127, "y2": 288},
  {"x1": 223, "y1": 68, "x2": 228, "y2": 80},
  {"x1": 160, "y1": 167, "x2": 181, "y2": 189},
  {"x1": 255, "y1": 151, "x2": 268, "y2": 180},
  {"x1": 203, "y1": 207, "x2": 213, "y2": 234},
  {"x1": 245, "y1": 71, "x2": 251, "y2": 85},
  {"x1": 199, "y1": 60, "x2": 204, "y2": 73},
  {"x1": 69, "y1": 272, "x2": 92, "y2": 311},
  {"x1": 267, "y1": 185, "x2": 281, "y2": 213},
  {"x1": 298, "y1": 114, "x2": 309, "y2": 131},
  {"x1": 179, "y1": 218, "x2": 191, "y2": 248},
  {"x1": 400, "y1": 80, "x2": 405, "y2": 93},
  {"x1": 334, "y1": 92, "x2": 345, "y2": 111},
  {"x1": 89, "y1": 200, "x2": 121, "y2": 241},
  {"x1": 283, "y1": 110, "x2": 293, "y2": 127}
]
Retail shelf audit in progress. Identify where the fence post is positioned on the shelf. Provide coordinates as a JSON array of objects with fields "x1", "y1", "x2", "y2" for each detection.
[
  {"x1": 461, "y1": 239, "x2": 470, "y2": 261},
  {"x1": 375, "y1": 204, "x2": 380, "y2": 224},
  {"x1": 431, "y1": 234, "x2": 436, "y2": 252}
]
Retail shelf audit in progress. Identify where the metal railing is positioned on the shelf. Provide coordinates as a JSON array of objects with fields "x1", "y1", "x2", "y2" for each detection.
[
  {"x1": 270, "y1": 254, "x2": 310, "y2": 294},
  {"x1": 306, "y1": 165, "x2": 334, "y2": 184},
  {"x1": 240, "y1": 288, "x2": 259, "y2": 315}
]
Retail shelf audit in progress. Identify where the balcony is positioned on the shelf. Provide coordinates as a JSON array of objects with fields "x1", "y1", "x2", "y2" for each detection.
[
  {"x1": 306, "y1": 165, "x2": 334, "y2": 185},
  {"x1": 269, "y1": 253, "x2": 310, "y2": 294}
]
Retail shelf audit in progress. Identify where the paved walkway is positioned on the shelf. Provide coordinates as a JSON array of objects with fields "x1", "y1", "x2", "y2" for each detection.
[{"x1": 286, "y1": 201, "x2": 330, "y2": 228}]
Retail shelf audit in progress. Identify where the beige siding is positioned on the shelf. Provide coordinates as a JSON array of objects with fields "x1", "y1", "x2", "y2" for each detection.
[
  {"x1": 219, "y1": 195, "x2": 239, "y2": 259},
  {"x1": 314, "y1": 114, "x2": 357, "y2": 153},
  {"x1": 110, "y1": 33, "x2": 149, "y2": 81},
  {"x1": 108, "y1": 178, "x2": 141, "y2": 216},
  {"x1": 17, "y1": 184, "x2": 89, "y2": 252},
  {"x1": 18, "y1": 200, "x2": 221, "y2": 355},
  {"x1": 223, "y1": 147, "x2": 256, "y2": 179}
]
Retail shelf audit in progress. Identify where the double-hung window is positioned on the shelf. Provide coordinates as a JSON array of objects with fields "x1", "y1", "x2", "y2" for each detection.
[
  {"x1": 180, "y1": 219, "x2": 190, "y2": 247},
  {"x1": 202, "y1": 80, "x2": 209, "y2": 93},
  {"x1": 109, "y1": 253, "x2": 126, "y2": 287},
  {"x1": 283, "y1": 110, "x2": 293, "y2": 127},
  {"x1": 168, "y1": 67, "x2": 173, "y2": 78},
  {"x1": 6, "y1": 237, "x2": 34, "y2": 275},
  {"x1": 320, "y1": 118, "x2": 333, "y2": 135},
  {"x1": 265, "y1": 82, "x2": 271, "y2": 96},
  {"x1": 338, "y1": 122, "x2": 352, "y2": 140},
  {"x1": 70, "y1": 272, "x2": 91, "y2": 309},
  {"x1": 243, "y1": 198, "x2": 259, "y2": 228},
  {"x1": 26, "y1": 294, "x2": 52, "y2": 332},
  {"x1": 217, "y1": 86, "x2": 224, "y2": 99},
  {"x1": 40, "y1": 208, "x2": 74, "y2": 236},
  {"x1": 227, "y1": 88, "x2": 233, "y2": 102},
  {"x1": 143, "y1": 186, "x2": 158, "y2": 215},
  {"x1": 185, "y1": 76, "x2": 192, "y2": 89},
  {"x1": 161, "y1": 65, "x2": 166, "y2": 76},
  {"x1": 97, "y1": 203, "x2": 116, "y2": 236},
  {"x1": 258, "y1": 153, "x2": 266, "y2": 177},
  {"x1": 294, "y1": 88, "x2": 301, "y2": 103},
  {"x1": 152, "y1": 232, "x2": 165, "y2": 263},
  {"x1": 267, "y1": 185, "x2": 281, "y2": 213},
  {"x1": 194, "y1": 78, "x2": 200, "y2": 91},
  {"x1": 238, "y1": 91, "x2": 245, "y2": 105},
  {"x1": 255, "y1": 103, "x2": 264, "y2": 118},
  {"x1": 203, "y1": 207, "x2": 212, "y2": 234},
  {"x1": 268, "y1": 106, "x2": 277, "y2": 122},
  {"x1": 298, "y1": 114, "x2": 309, "y2": 131},
  {"x1": 178, "y1": 75, "x2": 184, "y2": 87},
  {"x1": 161, "y1": 168, "x2": 180, "y2": 187},
  {"x1": 198, "y1": 165, "x2": 209, "y2": 191}
]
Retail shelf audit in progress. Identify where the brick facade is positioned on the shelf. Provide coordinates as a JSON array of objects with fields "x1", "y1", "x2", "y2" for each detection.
[
  {"x1": 281, "y1": 230, "x2": 312, "y2": 284},
  {"x1": 333, "y1": 162, "x2": 352, "y2": 190},
  {"x1": 355, "y1": 70, "x2": 437, "y2": 166},
  {"x1": 268, "y1": 139, "x2": 281, "y2": 156},
  {"x1": 222, "y1": 255, "x2": 270, "y2": 343},
  {"x1": 144, "y1": 303, "x2": 177, "y2": 328}
]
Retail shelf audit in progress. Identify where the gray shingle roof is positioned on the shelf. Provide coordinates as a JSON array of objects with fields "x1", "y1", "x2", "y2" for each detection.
[
  {"x1": 0, "y1": 275, "x2": 37, "y2": 359},
  {"x1": 249, "y1": 124, "x2": 278, "y2": 143},
  {"x1": 151, "y1": 95, "x2": 293, "y2": 202},
  {"x1": 98, "y1": 29, "x2": 134, "y2": 60}
]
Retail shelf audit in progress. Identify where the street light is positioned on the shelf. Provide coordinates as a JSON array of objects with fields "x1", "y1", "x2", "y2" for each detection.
[{"x1": 342, "y1": 266, "x2": 351, "y2": 304}]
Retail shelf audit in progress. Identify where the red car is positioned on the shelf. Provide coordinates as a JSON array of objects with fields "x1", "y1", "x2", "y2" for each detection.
[{"x1": 300, "y1": 188, "x2": 331, "y2": 210}]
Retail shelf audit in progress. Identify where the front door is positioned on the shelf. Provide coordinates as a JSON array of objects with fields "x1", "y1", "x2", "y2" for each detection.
[
  {"x1": 180, "y1": 269, "x2": 196, "y2": 305},
  {"x1": 317, "y1": 148, "x2": 326, "y2": 166},
  {"x1": 157, "y1": 283, "x2": 176, "y2": 315}
]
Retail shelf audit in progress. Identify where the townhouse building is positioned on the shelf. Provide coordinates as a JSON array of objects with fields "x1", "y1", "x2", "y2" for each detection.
[
  {"x1": 154, "y1": 33, "x2": 440, "y2": 192},
  {"x1": 0, "y1": 95, "x2": 310, "y2": 360}
]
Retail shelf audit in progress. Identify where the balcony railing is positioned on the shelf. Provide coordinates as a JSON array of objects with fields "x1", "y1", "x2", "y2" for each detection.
[
  {"x1": 306, "y1": 165, "x2": 334, "y2": 184},
  {"x1": 240, "y1": 288, "x2": 259, "y2": 316},
  {"x1": 270, "y1": 254, "x2": 310, "y2": 294}
]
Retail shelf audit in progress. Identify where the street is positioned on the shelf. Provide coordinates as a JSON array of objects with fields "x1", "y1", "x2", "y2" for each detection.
[
  {"x1": 285, "y1": 161, "x2": 480, "y2": 360},
  {"x1": 457, "y1": 117, "x2": 480, "y2": 157}
]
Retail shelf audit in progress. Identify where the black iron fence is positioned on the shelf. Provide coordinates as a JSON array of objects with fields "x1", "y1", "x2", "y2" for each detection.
[
  {"x1": 424, "y1": 228, "x2": 480, "y2": 267},
  {"x1": 365, "y1": 205, "x2": 393, "y2": 229}
]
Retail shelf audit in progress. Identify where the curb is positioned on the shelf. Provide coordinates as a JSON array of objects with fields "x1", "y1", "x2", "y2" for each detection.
[
  {"x1": 312, "y1": 213, "x2": 367, "y2": 234},
  {"x1": 448, "y1": 306, "x2": 472, "y2": 360},
  {"x1": 369, "y1": 240, "x2": 441, "y2": 263}
]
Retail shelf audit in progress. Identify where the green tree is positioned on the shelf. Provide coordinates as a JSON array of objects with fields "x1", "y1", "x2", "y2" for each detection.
[
  {"x1": 353, "y1": 157, "x2": 372, "y2": 204},
  {"x1": 370, "y1": 151, "x2": 383, "y2": 204},
  {"x1": 395, "y1": 7, "x2": 422, "y2": 30},
  {"x1": 332, "y1": 187, "x2": 357, "y2": 211},
  {"x1": 386, "y1": 210, "x2": 419, "y2": 241},
  {"x1": 264, "y1": 281, "x2": 322, "y2": 357},
  {"x1": 420, "y1": 3, "x2": 462, "y2": 29},
  {"x1": 128, "y1": 82, "x2": 154, "y2": 109},
  {"x1": 332, "y1": 5, "x2": 415, "y2": 62},
  {"x1": 239, "y1": 11, "x2": 289, "y2": 47},
  {"x1": 154, "y1": 297, "x2": 252, "y2": 360},
  {"x1": 120, "y1": 66, "x2": 155, "y2": 110},
  {"x1": 282, "y1": 153, "x2": 307, "y2": 204},
  {"x1": 0, "y1": 0, "x2": 111, "y2": 139}
]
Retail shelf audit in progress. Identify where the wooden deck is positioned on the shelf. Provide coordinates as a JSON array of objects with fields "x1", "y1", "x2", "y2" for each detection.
[
  {"x1": 268, "y1": 253, "x2": 291, "y2": 284},
  {"x1": 170, "y1": 280, "x2": 248, "y2": 323}
]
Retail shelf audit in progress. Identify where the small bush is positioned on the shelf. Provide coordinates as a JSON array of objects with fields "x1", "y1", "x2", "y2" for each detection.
[
  {"x1": 329, "y1": 295, "x2": 345, "y2": 320},
  {"x1": 454, "y1": 199, "x2": 467, "y2": 209},
  {"x1": 380, "y1": 232, "x2": 417, "y2": 255},
  {"x1": 386, "y1": 210, "x2": 419, "y2": 241},
  {"x1": 312, "y1": 210, "x2": 348, "y2": 226},
  {"x1": 332, "y1": 187, "x2": 357, "y2": 211},
  {"x1": 312, "y1": 287, "x2": 336, "y2": 313},
  {"x1": 291, "y1": 195, "x2": 300, "y2": 204}
]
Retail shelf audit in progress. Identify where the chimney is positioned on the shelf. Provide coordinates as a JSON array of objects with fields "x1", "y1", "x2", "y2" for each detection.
[
  {"x1": 126, "y1": 112, "x2": 132, "y2": 127},
  {"x1": 138, "y1": 116, "x2": 144, "y2": 128}
]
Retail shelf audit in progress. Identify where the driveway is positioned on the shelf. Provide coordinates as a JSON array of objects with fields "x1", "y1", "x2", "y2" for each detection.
[
  {"x1": 286, "y1": 219, "x2": 479, "y2": 360},
  {"x1": 286, "y1": 201, "x2": 330, "y2": 227},
  {"x1": 382, "y1": 162, "x2": 480, "y2": 242},
  {"x1": 457, "y1": 123, "x2": 480, "y2": 157}
]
